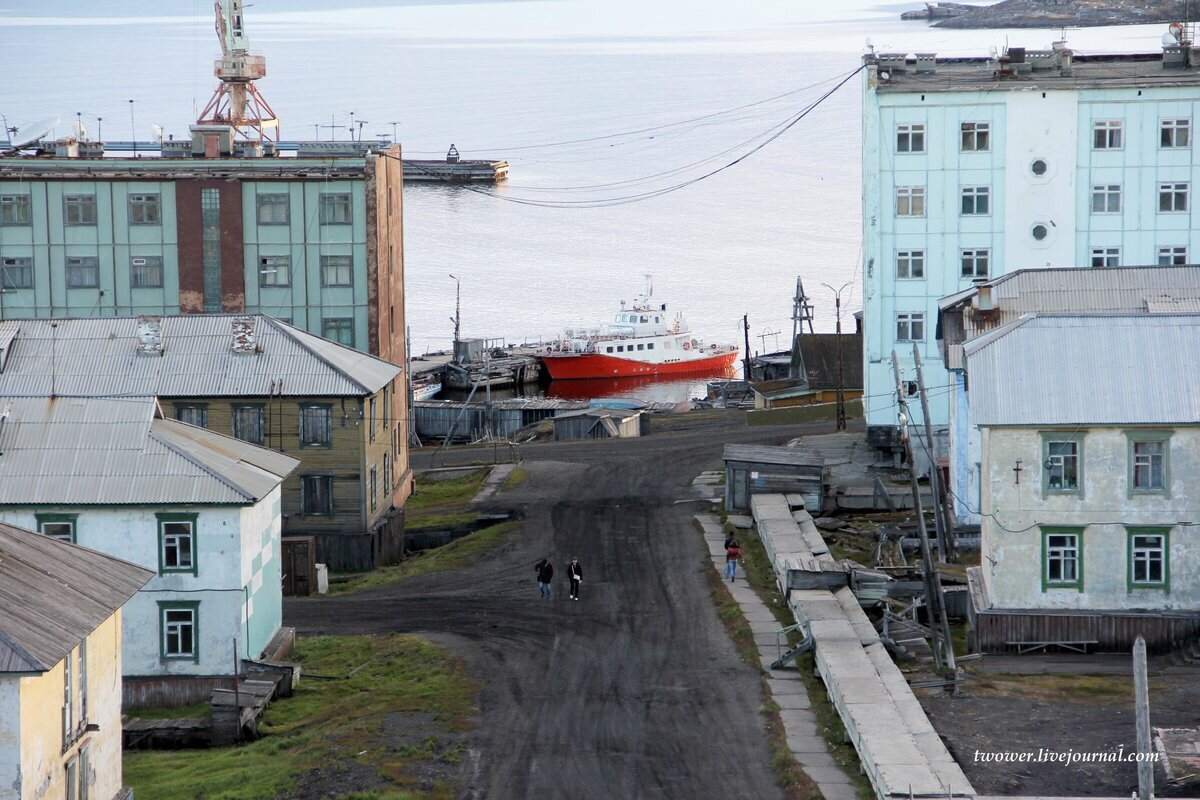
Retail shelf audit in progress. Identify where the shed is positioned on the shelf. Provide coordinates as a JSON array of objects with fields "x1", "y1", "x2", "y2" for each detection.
[
  {"x1": 723, "y1": 444, "x2": 824, "y2": 513},
  {"x1": 553, "y1": 408, "x2": 648, "y2": 441}
]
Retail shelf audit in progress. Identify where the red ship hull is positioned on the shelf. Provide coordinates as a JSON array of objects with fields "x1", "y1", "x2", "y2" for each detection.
[{"x1": 541, "y1": 349, "x2": 740, "y2": 380}]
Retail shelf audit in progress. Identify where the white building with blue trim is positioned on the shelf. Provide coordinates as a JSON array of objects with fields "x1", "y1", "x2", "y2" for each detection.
[{"x1": 861, "y1": 40, "x2": 1200, "y2": 456}]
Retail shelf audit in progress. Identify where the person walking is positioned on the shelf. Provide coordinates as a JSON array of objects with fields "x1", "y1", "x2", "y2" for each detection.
[
  {"x1": 725, "y1": 536, "x2": 742, "y2": 583},
  {"x1": 566, "y1": 557, "x2": 583, "y2": 600},
  {"x1": 535, "y1": 558, "x2": 554, "y2": 599}
]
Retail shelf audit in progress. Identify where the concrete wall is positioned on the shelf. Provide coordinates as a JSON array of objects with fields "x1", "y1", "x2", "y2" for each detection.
[
  {"x1": 980, "y1": 425, "x2": 1200, "y2": 610},
  {"x1": 0, "y1": 676, "x2": 18, "y2": 800}
]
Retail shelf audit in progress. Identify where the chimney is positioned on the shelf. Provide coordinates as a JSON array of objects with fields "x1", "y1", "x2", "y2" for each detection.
[
  {"x1": 974, "y1": 280, "x2": 995, "y2": 312},
  {"x1": 231, "y1": 316, "x2": 258, "y2": 354},
  {"x1": 135, "y1": 315, "x2": 164, "y2": 356}
]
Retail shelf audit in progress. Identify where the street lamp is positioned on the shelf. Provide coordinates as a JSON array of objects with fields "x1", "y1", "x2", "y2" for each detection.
[{"x1": 821, "y1": 281, "x2": 852, "y2": 432}]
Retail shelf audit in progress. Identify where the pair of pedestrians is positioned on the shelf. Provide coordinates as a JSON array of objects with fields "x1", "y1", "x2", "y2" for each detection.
[{"x1": 535, "y1": 557, "x2": 583, "y2": 600}]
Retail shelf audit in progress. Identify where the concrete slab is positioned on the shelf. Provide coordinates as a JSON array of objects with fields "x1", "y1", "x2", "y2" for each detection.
[
  {"x1": 785, "y1": 731, "x2": 833, "y2": 754},
  {"x1": 803, "y1": 766, "x2": 856, "y2": 785},
  {"x1": 794, "y1": 751, "x2": 840, "y2": 770},
  {"x1": 778, "y1": 708, "x2": 818, "y2": 728},
  {"x1": 766, "y1": 678, "x2": 806, "y2": 695},
  {"x1": 818, "y1": 782, "x2": 861, "y2": 800},
  {"x1": 773, "y1": 692, "x2": 812, "y2": 711},
  {"x1": 727, "y1": 514, "x2": 753, "y2": 529}
]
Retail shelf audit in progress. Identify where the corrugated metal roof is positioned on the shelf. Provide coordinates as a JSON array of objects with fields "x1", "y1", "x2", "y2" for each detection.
[
  {"x1": 1146, "y1": 295, "x2": 1200, "y2": 313},
  {"x1": 965, "y1": 314, "x2": 1200, "y2": 426},
  {"x1": 722, "y1": 444, "x2": 825, "y2": 468},
  {"x1": 0, "y1": 521, "x2": 152, "y2": 673},
  {"x1": 0, "y1": 315, "x2": 401, "y2": 398},
  {"x1": 0, "y1": 396, "x2": 298, "y2": 505}
]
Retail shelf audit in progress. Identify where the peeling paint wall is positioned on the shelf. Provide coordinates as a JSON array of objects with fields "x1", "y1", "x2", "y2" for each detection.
[
  {"x1": 0, "y1": 678, "x2": 19, "y2": 800},
  {"x1": 981, "y1": 425, "x2": 1200, "y2": 610}
]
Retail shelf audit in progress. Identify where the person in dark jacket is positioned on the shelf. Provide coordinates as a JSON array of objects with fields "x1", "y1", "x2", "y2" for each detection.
[
  {"x1": 535, "y1": 558, "x2": 554, "y2": 599},
  {"x1": 566, "y1": 557, "x2": 583, "y2": 600}
]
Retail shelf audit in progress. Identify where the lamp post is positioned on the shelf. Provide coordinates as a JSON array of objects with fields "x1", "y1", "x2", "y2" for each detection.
[
  {"x1": 449, "y1": 273, "x2": 461, "y2": 359},
  {"x1": 822, "y1": 282, "x2": 851, "y2": 431}
]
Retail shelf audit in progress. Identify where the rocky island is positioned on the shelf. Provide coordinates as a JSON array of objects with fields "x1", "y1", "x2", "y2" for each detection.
[{"x1": 902, "y1": 0, "x2": 1197, "y2": 29}]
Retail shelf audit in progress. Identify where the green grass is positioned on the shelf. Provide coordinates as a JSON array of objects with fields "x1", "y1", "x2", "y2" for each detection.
[
  {"x1": 124, "y1": 635, "x2": 478, "y2": 800},
  {"x1": 502, "y1": 466, "x2": 528, "y2": 491},
  {"x1": 403, "y1": 510, "x2": 480, "y2": 530},
  {"x1": 127, "y1": 701, "x2": 210, "y2": 720},
  {"x1": 326, "y1": 522, "x2": 520, "y2": 596},
  {"x1": 407, "y1": 470, "x2": 489, "y2": 510}
]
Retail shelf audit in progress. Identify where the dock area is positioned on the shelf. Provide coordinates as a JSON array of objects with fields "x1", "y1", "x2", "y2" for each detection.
[
  {"x1": 402, "y1": 159, "x2": 509, "y2": 183},
  {"x1": 412, "y1": 341, "x2": 544, "y2": 393}
]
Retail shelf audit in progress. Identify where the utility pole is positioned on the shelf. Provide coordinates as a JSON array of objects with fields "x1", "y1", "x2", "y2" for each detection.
[
  {"x1": 892, "y1": 351, "x2": 956, "y2": 673},
  {"x1": 449, "y1": 273, "x2": 461, "y2": 359},
  {"x1": 823, "y1": 282, "x2": 850, "y2": 432},
  {"x1": 913, "y1": 345, "x2": 955, "y2": 561},
  {"x1": 1133, "y1": 635, "x2": 1154, "y2": 800},
  {"x1": 742, "y1": 314, "x2": 752, "y2": 382}
]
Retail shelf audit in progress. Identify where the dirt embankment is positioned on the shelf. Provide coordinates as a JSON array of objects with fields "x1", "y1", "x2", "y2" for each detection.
[{"x1": 905, "y1": 0, "x2": 1192, "y2": 29}]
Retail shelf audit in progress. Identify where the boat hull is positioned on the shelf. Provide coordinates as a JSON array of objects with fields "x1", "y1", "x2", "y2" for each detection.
[{"x1": 541, "y1": 349, "x2": 739, "y2": 380}]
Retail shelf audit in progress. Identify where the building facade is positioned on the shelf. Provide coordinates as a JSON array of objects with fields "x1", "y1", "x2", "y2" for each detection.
[
  {"x1": 0, "y1": 142, "x2": 405, "y2": 363},
  {"x1": 0, "y1": 396, "x2": 298, "y2": 705},
  {"x1": 0, "y1": 314, "x2": 412, "y2": 571},
  {"x1": 964, "y1": 313, "x2": 1200, "y2": 651},
  {"x1": 0, "y1": 521, "x2": 152, "y2": 800},
  {"x1": 862, "y1": 44, "x2": 1200, "y2": 450}
]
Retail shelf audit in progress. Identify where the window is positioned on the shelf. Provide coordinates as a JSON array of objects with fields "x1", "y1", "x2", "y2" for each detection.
[
  {"x1": 36, "y1": 513, "x2": 77, "y2": 543},
  {"x1": 299, "y1": 404, "x2": 332, "y2": 447},
  {"x1": 159, "y1": 602, "x2": 199, "y2": 661},
  {"x1": 1, "y1": 256, "x2": 33, "y2": 289},
  {"x1": 896, "y1": 123, "x2": 925, "y2": 153},
  {"x1": 319, "y1": 192, "x2": 352, "y2": 224},
  {"x1": 0, "y1": 194, "x2": 31, "y2": 225},
  {"x1": 369, "y1": 397, "x2": 377, "y2": 443},
  {"x1": 382, "y1": 387, "x2": 390, "y2": 430},
  {"x1": 256, "y1": 193, "x2": 290, "y2": 225},
  {"x1": 322, "y1": 317, "x2": 354, "y2": 347},
  {"x1": 1093, "y1": 119, "x2": 1123, "y2": 150},
  {"x1": 616, "y1": 345, "x2": 624, "y2": 352},
  {"x1": 1091, "y1": 183, "x2": 1122, "y2": 214},
  {"x1": 647, "y1": 342, "x2": 655, "y2": 350},
  {"x1": 1042, "y1": 528, "x2": 1084, "y2": 591},
  {"x1": 63, "y1": 194, "x2": 97, "y2": 226},
  {"x1": 157, "y1": 513, "x2": 197, "y2": 575},
  {"x1": 1128, "y1": 432, "x2": 1171, "y2": 494},
  {"x1": 1031, "y1": 158, "x2": 1048, "y2": 176},
  {"x1": 231, "y1": 404, "x2": 264, "y2": 445},
  {"x1": 175, "y1": 403, "x2": 208, "y2": 428},
  {"x1": 66, "y1": 256, "x2": 99, "y2": 288},
  {"x1": 636, "y1": 343, "x2": 644, "y2": 350},
  {"x1": 895, "y1": 312, "x2": 924, "y2": 342},
  {"x1": 961, "y1": 121, "x2": 990, "y2": 152},
  {"x1": 960, "y1": 186, "x2": 990, "y2": 215},
  {"x1": 1041, "y1": 432, "x2": 1083, "y2": 495},
  {"x1": 1090, "y1": 246, "x2": 1121, "y2": 268},
  {"x1": 1128, "y1": 528, "x2": 1169, "y2": 589},
  {"x1": 63, "y1": 649, "x2": 74, "y2": 745},
  {"x1": 1031, "y1": 223, "x2": 1049, "y2": 241},
  {"x1": 1157, "y1": 245, "x2": 1189, "y2": 265},
  {"x1": 896, "y1": 186, "x2": 926, "y2": 217},
  {"x1": 301, "y1": 474, "x2": 333, "y2": 515},
  {"x1": 383, "y1": 453, "x2": 391, "y2": 494},
  {"x1": 606, "y1": 346, "x2": 613, "y2": 353},
  {"x1": 128, "y1": 193, "x2": 161, "y2": 225},
  {"x1": 369, "y1": 466, "x2": 378, "y2": 512},
  {"x1": 897, "y1": 249, "x2": 925, "y2": 279},
  {"x1": 77, "y1": 744, "x2": 90, "y2": 800},
  {"x1": 320, "y1": 255, "x2": 353, "y2": 287},
  {"x1": 960, "y1": 248, "x2": 990, "y2": 278},
  {"x1": 65, "y1": 759, "x2": 77, "y2": 800},
  {"x1": 78, "y1": 639, "x2": 87, "y2": 727},
  {"x1": 1161, "y1": 118, "x2": 1190, "y2": 148},
  {"x1": 130, "y1": 256, "x2": 163, "y2": 288},
  {"x1": 1158, "y1": 182, "x2": 1189, "y2": 213},
  {"x1": 259, "y1": 255, "x2": 290, "y2": 287}
]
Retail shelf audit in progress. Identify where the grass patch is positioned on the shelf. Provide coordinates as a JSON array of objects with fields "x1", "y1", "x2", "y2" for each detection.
[
  {"x1": 965, "y1": 672, "x2": 1152, "y2": 702},
  {"x1": 408, "y1": 469, "x2": 488, "y2": 510},
  {"x1": 502, "y1": 466, "x2": 528, "y2": 491},
  {"x1": 124, "y1": 634, "x2": 477, "y2": 800},
  {"x1": 127, "y1": 702, "x2": 210, "y2": 721},
  {"x1": 326, "y1": 522, "x2": 520, "y2": 596},
  {"x1": 403, "y1": 510, "x2": 479, "y2": 530}
]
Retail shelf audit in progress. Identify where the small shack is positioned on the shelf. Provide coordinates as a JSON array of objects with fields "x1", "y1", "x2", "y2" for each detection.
[
  {"x1": 553, "y1": 407, "x2": 649, "y2": 441},
  {"x1": 723, "y1": 444, "x2": 824, "y2": 513}
]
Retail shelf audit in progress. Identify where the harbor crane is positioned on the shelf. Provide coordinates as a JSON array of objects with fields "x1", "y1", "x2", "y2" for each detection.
[{"x1": 196, "y1": 0, "x2": 280, "y2": 141}]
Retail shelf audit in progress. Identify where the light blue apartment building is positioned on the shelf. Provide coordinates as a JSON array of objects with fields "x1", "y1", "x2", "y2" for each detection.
[{"x1": 861, "y1": 43, "x2": 1200, "y2": 458}]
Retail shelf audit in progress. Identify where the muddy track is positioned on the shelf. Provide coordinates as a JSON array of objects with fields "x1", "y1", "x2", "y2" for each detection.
[{"x1": 286, "y1": 414, "x2": 855, "y2": 799}]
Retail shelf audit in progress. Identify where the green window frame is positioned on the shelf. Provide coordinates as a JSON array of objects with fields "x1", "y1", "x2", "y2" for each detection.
[
  {"x1": 231, "y1": 403, "x2": 265, "y2": 446},
  {"x1": 175, "y1": 403, "x2": 209, "y2": 428},
  {"x1": 1126, "y1": 430, "x2": 1173, "y2": 497},
  {"x1": 158, "y1": 601, "x2": 200, "y2": 663},
  {"x1": 299, "y1": 403, "x2": 333, "y2": 448},
  {"x1": 1041, "y1": 526, "x2": 1085, "y2": 592},
  {"x1": 1127, "y1": 527, "x2": 1170, "y2": 592},
  {"x1": 1040, "y1": 431, "x2": 1084, "y2": 498},
  {"x1": 36, "y1": 512, "x2": 78, "y2": 543},
  {"x1": 157, "y1": 513, "x2": 198, "y2": 576}
]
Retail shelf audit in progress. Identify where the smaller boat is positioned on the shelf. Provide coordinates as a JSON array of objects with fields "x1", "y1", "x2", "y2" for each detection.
[
  {"x1": 540, "y1": 277, "x2": 739, "y2": 380},
  {"x1": 412, "y1": 374, "x2": 442, "y2": 401}
]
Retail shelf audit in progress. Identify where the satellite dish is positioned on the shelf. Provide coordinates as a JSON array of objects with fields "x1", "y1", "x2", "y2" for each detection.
[
  {"x1": 151, "y1": 124, "x2": 164, "y2": 143},
  {"x1": 73, "y1": 118, "x2": 89, "y2": 140},
  {"x1": 9, "y1": 118, "x2": 59, "y2": 150}
]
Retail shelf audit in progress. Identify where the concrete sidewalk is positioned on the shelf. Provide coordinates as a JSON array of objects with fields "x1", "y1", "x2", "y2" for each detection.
[{"x1": 697, "y1": 512, "x2": 859, "y2": 800}]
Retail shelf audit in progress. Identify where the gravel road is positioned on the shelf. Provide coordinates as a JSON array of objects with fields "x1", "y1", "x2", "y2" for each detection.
[{"x1": 286, "y1": 412, "x2": 849, "y2": 799}]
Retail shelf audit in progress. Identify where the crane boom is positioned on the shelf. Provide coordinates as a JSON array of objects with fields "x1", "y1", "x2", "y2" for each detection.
[{"x1": 197, "y1": 0, "x2": 279, "y2": 141}]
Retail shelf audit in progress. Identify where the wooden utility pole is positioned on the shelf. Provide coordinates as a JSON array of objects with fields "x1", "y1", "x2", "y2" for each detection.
[
  {"x1": 913, "y1": 346, "x2": 956, "y2": 560},
  {"x1": 1133, "y1": 636, "x2": 1154, "y2": 800},
  {"x1": 892, "y1": 351, "x2": 956, "y2": 672},
  {"x1": 742, "y1": 314, "x2": 752, "y2": 382}
]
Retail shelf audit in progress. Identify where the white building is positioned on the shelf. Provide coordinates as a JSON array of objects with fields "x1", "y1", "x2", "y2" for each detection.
[
  {"x1": 0, "y1": 521, "x2": 152, "y2": 800},
  {"x1": 0, "y1": 396, "x2": 298, "y2": 706},
  {"x1": 964, "y1": 313, "x2": 1200, "y2": 652},
  {"x1": 862, "y1": 41, "x2": 1200, "y2": 454}
]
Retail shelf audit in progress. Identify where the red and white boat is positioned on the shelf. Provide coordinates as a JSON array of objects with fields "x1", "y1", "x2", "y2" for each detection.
[{"x1": 540, "y1": 280, "x2": 740, "y2": 380}]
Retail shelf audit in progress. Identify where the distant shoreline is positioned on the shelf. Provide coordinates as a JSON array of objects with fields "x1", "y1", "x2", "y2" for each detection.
[{"x1": 902, "y1": 0, "x2": 1191, "y2": 30}]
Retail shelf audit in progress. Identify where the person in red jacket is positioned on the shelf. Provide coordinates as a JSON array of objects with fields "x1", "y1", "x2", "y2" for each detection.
[{"x1": 724, "y1": 536, "x2": 742, "y2": 582}]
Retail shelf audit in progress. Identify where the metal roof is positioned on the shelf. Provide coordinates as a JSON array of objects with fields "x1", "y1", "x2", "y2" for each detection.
[
  {"x1": 964, "y1": 314, "x2": 1200, "y2": 426},
  {"x1": 722, "y1": 444, "x2": 825, "y2": 468},
  {"x1": 0, "y1": 315, "x2": 400, "y2": 398},
  {"x1": 0, "y1": 521, "x2": 152, "y2": 673},
  {"x1": 0, "y1": 396, "x2": 298, "y2": 505}
]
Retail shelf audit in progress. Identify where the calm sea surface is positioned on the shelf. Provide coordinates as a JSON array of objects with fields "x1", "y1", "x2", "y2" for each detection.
[{"x1": 0, "y1": 1, "x2": 1169, "y2": 397}]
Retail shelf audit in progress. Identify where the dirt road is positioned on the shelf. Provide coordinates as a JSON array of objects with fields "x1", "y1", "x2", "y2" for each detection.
[{"x1": 287, "y1": 413, "x2": 845, "y2": 799}]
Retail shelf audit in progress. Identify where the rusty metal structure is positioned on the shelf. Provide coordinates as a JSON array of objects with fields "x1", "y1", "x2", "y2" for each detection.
[{"x1": 196, "y1": 0, "x2": 280, "y2": 141}]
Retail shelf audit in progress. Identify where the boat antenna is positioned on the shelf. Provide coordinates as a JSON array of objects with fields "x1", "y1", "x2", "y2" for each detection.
[{"x1": 644, "y1": 273, "x2": 653, "y2": 299}]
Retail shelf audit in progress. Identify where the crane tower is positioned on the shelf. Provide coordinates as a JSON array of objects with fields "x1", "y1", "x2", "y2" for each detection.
[{"x1": 196, "y1": 0, "x2": 280, "y2": 141}]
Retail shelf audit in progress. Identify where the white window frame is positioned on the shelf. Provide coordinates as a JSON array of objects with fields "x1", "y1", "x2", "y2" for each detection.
[
  {"x1": 161, "y1": 606, "x2": 197, "y2": 660},
  {"x1": 1090, "y1": 183, "x2": 1122, "y2": 214},
  {"x1": 1090, "y1": 246, "x2": 1121, "y2": 268},
  {"x1": 896, "y1": 123, "x2": 925, "y2": 154},
  {"x1": 895, "y1": 312, "x2": 925, "y2": 343},
  {"x1": 960, "y1": 186, "x2": 990, "y2": 216},
  {"x1": 1160, "y1": 118, "x2": 1190, "y2": 149},
  {"x1": 160, "y1": 520, "x2": 195, "y2": 573},
  {"x1": 1157, "y1": 245, "x2": 1189, "y2": 266},
  {"x1": 1092, "y1": 119, "x2": 1123, "y2": 150},
  {"x1": 896, "y1": 249, "x2": 925, "y2": 279},
  {"x1": 1158, "y1": 181, "x2": 1189, "y2": 213},
  {"x1": 1045, "y1": 533, "x2": 1081, "y2": 586},
  {"x1": 896, "y1": 186, "x2": 926, "y2": 217},
  {"x1": 960, "y1": 121, "x2": 990, "y2": 152},
  {"x1": 1130, "y1": 533, "x2": 1167, "y2": 586},
  {"x1": 63, "y1": 194, "x2": 97, "y2": 226}
]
